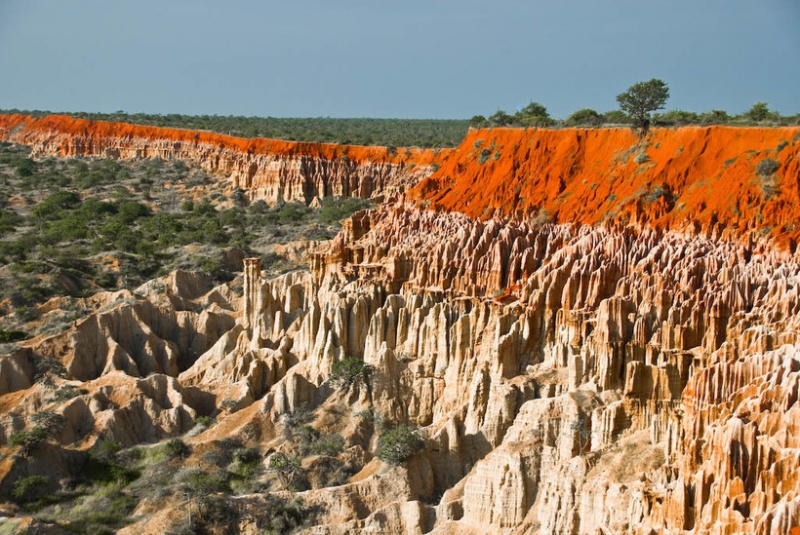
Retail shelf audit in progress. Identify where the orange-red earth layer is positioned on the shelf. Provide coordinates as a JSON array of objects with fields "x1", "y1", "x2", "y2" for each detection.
[
  {"x1": 411, "y1": 126, "x2": 800, "y2": 247},
  {"x1": 0, "y1": 114, "x2": 449, "y2": 166}
]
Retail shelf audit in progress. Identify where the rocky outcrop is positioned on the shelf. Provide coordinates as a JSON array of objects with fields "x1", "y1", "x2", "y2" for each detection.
[
  {"x1": 0, "y1": 271, "x2": 236, "y2": 463},
  {"x1": 0, "y1": 114, "x2": 448, "y2": 205},
  {"x1": 193, "y1": 196, "x2": 799, "y2": 533}
]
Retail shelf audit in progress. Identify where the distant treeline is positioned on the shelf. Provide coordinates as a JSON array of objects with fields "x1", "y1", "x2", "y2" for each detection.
[
  {"x1": 470, "y1": 101, "x2": 800, "y2": 129},
  {"x1": 2, "y1": 101, "x2": 796, "y2": 152},
  {"x1": 0, "y1": 109, "x2": 470, "y2": 148}
]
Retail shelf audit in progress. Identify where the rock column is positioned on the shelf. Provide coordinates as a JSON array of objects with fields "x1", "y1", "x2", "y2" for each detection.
[{"x1": 243, "y1": 257, "x2": 261, "y2": 335}]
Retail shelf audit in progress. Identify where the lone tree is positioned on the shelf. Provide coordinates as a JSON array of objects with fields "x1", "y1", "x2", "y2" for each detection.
[
  {"x1": 745, "y1": 101, "x2": 773, "y2": 123},
  {"x1": 616, "y1": 79, "x2": 670, "y2": 135}
]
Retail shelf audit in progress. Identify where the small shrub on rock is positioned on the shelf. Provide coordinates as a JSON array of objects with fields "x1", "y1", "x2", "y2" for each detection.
[
  {"x1": 329, "y1": 357, "x2": 373, "y2": 389},
  {"x1": 376, "y1": 424, "x2": 425, "y2": 465},
  {"x1": 165, "y1": 438, "x2": 189, "y2": 458},
  {"x1": 268, "y1": 452, "x2": 303, "y2": 490},
  {"x1": 195, "y1": 415, "x2": 216, "y2": 429},
  {"x1": 306, "y1": 434, "x2": 345, "y2": 457},
  {"x1": 756, "y1": 158, "x2": 780, "y2": 176},
  {"x1": 12, "y1": 475, "x2": 49, "y2": 503}
]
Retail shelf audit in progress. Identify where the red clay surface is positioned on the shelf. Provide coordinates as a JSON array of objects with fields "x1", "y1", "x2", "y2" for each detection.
[
  {"x1": 410, "y1": 126, "x2": 800, "y2": 246},
  {"x1": 0, "y1": 114, "x2": 449, "y2": 166}
]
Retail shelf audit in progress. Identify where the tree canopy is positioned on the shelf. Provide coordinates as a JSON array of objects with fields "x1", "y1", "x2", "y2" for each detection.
[{"x1": 616, "y1": 79, "x2": 670, "y2": 132}]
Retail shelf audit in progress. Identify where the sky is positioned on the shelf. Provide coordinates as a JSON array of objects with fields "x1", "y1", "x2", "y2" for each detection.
[{"x1": 0, "y1": 0, "x2": 797, "y2": 119}]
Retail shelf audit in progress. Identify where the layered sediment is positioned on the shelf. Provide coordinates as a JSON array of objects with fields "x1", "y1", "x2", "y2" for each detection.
[
  {"x1": 0, "y1": 114, "x2": 448, "y2": 204},
  {"x1": 2, "y1": 124, "x2": 800, "y2": 534}
]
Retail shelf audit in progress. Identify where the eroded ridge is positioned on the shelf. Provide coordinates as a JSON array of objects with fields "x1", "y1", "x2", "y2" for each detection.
[
  {"x1": 0, "y1": 114, "x2": 447, "y2": 204},
  {"x1": 171, "y1": 203, "x2": 800, "y2": 534}
]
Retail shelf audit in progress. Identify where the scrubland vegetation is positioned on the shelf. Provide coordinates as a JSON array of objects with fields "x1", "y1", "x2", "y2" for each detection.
[
  {"x1": 0, "y1": 142, "x2": 371, "y2": 339},
  {"x1": 0, "y1": 110, "x2": 470, "y2": 148},
  {"x1": 471, "y1": 99, "x2": 798, "y2": 129}
]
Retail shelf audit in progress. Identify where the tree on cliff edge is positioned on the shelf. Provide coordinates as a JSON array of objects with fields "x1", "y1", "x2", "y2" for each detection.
[{"x1": 616, "y1": 79, "x2": 670, "y2": 136}]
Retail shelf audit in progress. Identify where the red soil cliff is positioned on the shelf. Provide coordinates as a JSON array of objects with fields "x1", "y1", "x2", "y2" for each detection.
[
  {"x1": 411, "y1": 126, "x2": 800, "y2": 246},
  {"x1": 0, "y1": 114, "x2": 450, "y2": 204}
]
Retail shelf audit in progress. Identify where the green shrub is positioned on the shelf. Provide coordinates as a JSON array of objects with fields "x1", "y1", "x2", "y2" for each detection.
[
  {"x1": 0, "y1": 208, "x2": 24, "y2": 236},
  {"x1": 195, "y1": 415, "x2": 216, "y2": 428},
  {"x1": 700, "y1": 109, "x2": 730, "y2": 125},
  {"x1": 8, "y1": 427, "x2": 48, "y2": 457},
  {"x1": 165, "y1": 438, "x2": 189, "y2": 458},
  {"x1": 0, "y1": 329, "x2": 27, "y2": 343},
  {"x1": 477, "y1": 148, "x2": 492, "y2": 164},
  {"x1": 15, "y1": 158, "x2": 36, "y2": 178},
  {"x1": 268, "y1": 453, "x2": 302, "y2": 490},
  {"x1": 652, "y1": 109, "x2": 700, "y2": 126},
  {"x1": 8, "y1": 429, "x2": 34, "y2": 448},
  {"x1": 32, "y1": 190, "x2": 81, "y2": 220},
  {"x1": 233, "y1": 447, "x2": 261, "y2": 466},
  {"x1": 306, "y1": 434, "x2": 345, "y2": 457},
  {"x1": 109, "y1": 464, "x2": 141, "y2": 486},
  {"x1": 15, "y1": 306, "x2": 40, "y2": 323},
  {"x1": 259, "y1": 496, "x2": 313, "y2": 534},
  {"x1": 566, "y1": 108, "x2": 604, "y2": 126},
  {"x1": 33, "y1": 356, "x2": 67, "y2": 384},
  {"x1": 355, "y1": 407, "x2": 376, "y2": 423},
  {"x1": 91, "y1": 439, "x2": 123, "y2": 464},
  {"x1": 329, "y1": 357, "x2": 373, "y2": 389},
  {"x1": 602, "y1": 110, "x2": 633, "y2": 124},
  {"x1": 643, "y1": 184, "x2": 671, "y2": 204},
  {"x1": 178, "y1": 469, "x2": 231, "y2": 497},
  {"x1": 116, "y1": 201, "x2": 150, "y2": 224},
  {"x1": 745, "y1": 101, "x2": 774, "y2": 122},
  {"x1": 193, "y1": 198, "x2": 217, "y2": 216},
  {"x1": 488, "y1": 110, "x2": 513, "y2": 127},
  {"x1": 318, "y1": 197, "x2": 372, "y2": 225},
  {"x1": 277, "y1": 202, "x2": 311, "y2": 224},
  {"x1": 375, "y1": 424, "x2": 425, "y2": 465},
  {"x1": 756, "y1": 158, "x2": 780, "y2": 176},
  {"x1": 516, "y1": 101, "x2": 549, "y2": 121},
  {"x1": 12, "y1": 475, "x2": 49, "y2": 503},
  {"x1": 470, "y1": 115, "x2": 488, "y2": 128},
  {"x1": 30, "y1": 411, "x2": 66, "y2": 434},
  {"x1": 47, "y1": 384, "x2": 89, "y2": 403},
  {"x1": 230, "y1": 447, "x2": 263, "y2": 480},
  {"x1": 60, "y1": 488, "x2": 136, "y2": 534}
]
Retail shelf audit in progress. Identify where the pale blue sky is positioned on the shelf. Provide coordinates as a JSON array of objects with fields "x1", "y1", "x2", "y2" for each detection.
[{"x1": 0, "y1": 0, "x2": 797, "y2": 119}]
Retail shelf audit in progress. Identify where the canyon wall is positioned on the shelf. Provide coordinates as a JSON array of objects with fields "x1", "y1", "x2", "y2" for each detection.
[
  {"x1": 2, "y1": 124, "x2": 800, "y2": 534},
  {"x1": 412, "y1": 126, "x2": 800, "y2": 246},
  {"x1": 0, "y1": 114, "x2": 449, "y2": 204}
]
